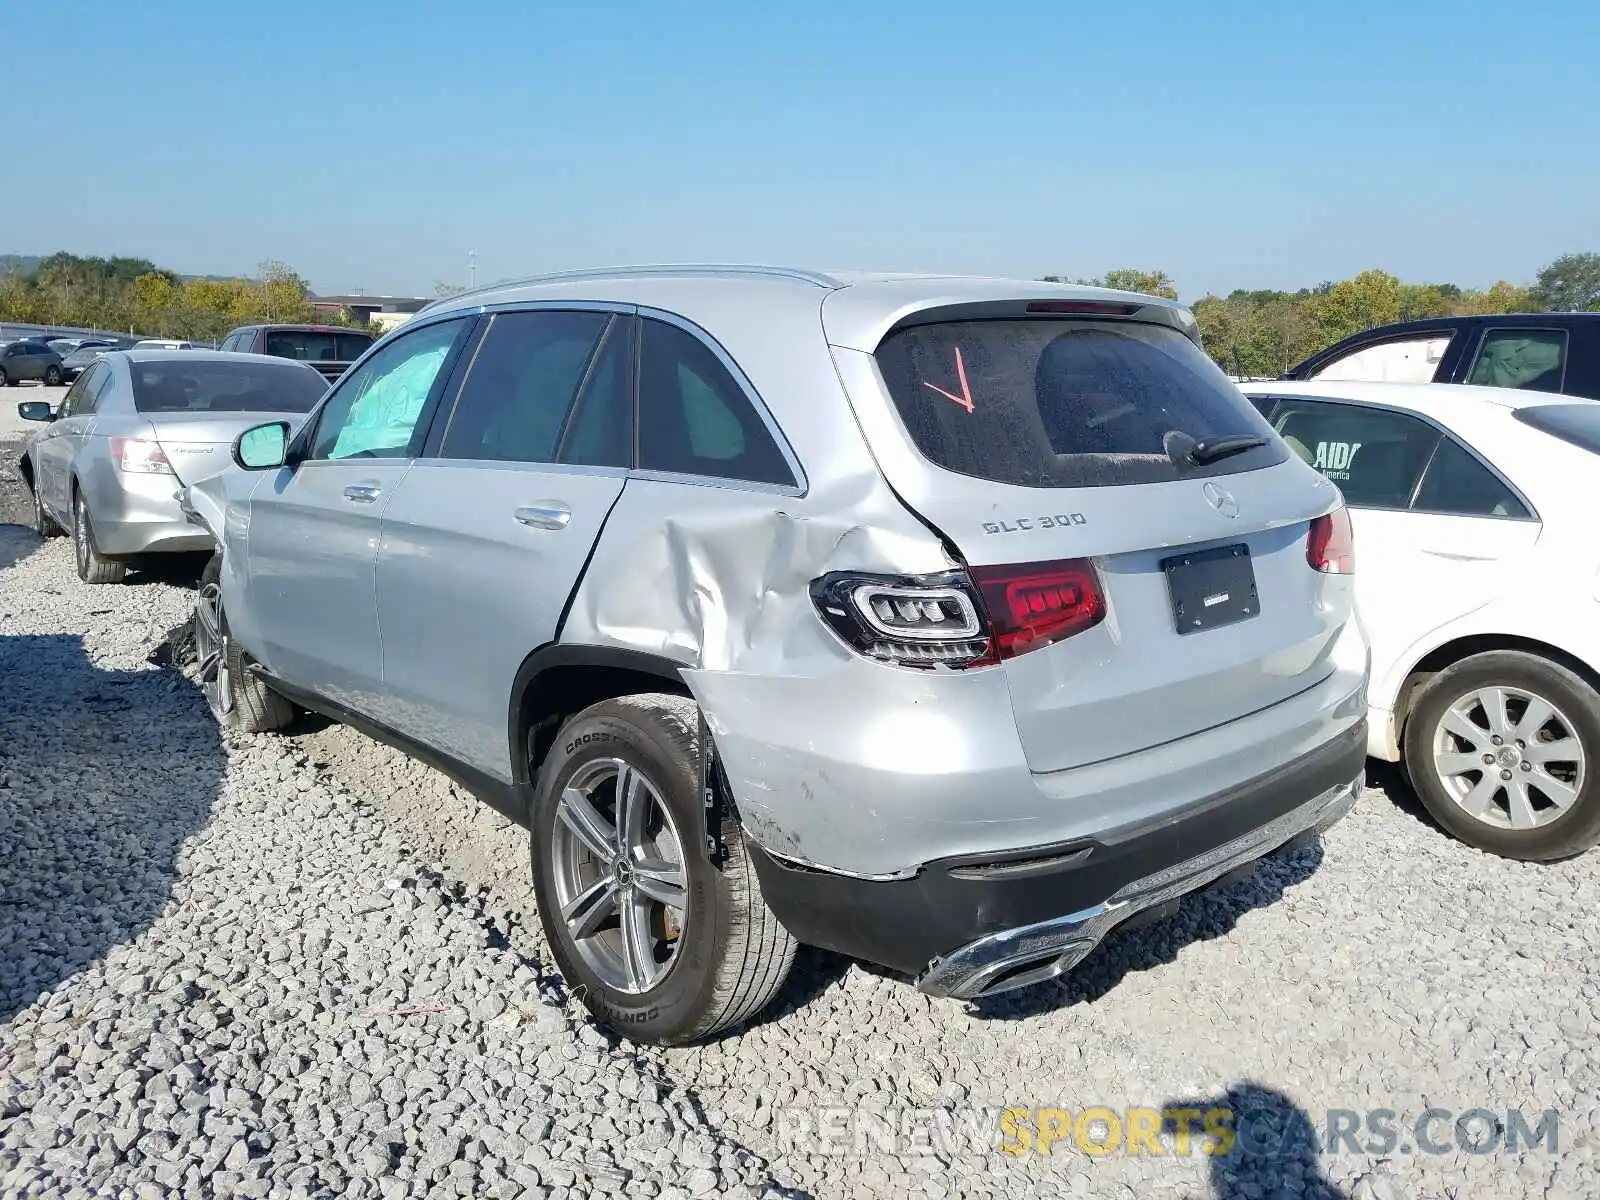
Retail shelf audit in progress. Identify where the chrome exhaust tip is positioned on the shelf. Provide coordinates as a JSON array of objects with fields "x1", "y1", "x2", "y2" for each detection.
[{"x1": 914, "y1": 776, "x2": 1361, "y2": 1003}]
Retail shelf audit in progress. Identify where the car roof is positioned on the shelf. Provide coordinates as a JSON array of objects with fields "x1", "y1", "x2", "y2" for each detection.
[
  {"x1": 247, "y1": 323, "x2": 372, "y2": 333},
  {"x1": 109, "y1": 349, "x2": 321, "y2": 366},
  {"x1": 415, "y1": 263, "x2": 1198, "y2": 349},
  {"x1": 1322, "y1": 312, "x2": 1597, "y2": 335},
  {"x1": 1238, "y1": 379, "x2": 1597, "y2": 422}
]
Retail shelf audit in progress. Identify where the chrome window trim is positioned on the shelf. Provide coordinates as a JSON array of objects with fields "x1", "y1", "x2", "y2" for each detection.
[
  {"x1": 624, "y1": 466, "x2": 806, "y2": 499},
  {"x1": 406, "y1": 298, "x2": 810, "y2": 495}
]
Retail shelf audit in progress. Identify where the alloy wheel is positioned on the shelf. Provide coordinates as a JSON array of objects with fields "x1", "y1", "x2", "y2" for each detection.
[
  {"x1": 193, "y1": 581, "x2": 233, "y2": 719},
  {"x1": 550, "y1": 757, "x2": 689, "y2": 994},
  {"x1": 1430, "y1": 685, "x2": 1584, "y2": 831},
  {"x1": 73, "y1": 498, "x2": 89, "y2": 574}
]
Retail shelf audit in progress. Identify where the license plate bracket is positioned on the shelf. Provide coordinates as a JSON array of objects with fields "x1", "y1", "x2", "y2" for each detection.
[{"x1": 1163, "y1": 543, "x2": 1260, "y2": 635}]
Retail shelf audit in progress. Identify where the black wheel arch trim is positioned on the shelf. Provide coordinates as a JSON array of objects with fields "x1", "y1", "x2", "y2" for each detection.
[{"x1": 508, "y1": 643, "x2": 692, "y2": 787}]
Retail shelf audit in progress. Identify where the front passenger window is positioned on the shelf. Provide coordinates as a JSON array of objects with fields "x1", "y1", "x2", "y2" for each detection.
[{"x1": 310, "y1": 318, "x2": 470, "y2": 461}]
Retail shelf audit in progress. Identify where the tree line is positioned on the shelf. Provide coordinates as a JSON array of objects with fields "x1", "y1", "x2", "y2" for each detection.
[
  {"x1": 1049, "y1": 253, "x2": 1600, "y2": 377},
  {"x1": 6, "y1": 249, "x2": 1597, "y2": 371},
  {"x1": 0, "y1": 253, "x2": 375, "y2": 341}
]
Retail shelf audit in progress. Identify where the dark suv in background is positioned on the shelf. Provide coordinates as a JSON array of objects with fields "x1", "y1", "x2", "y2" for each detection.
[
  {"x1": 1284, "y1": 312, "x2": 1600, "y2": 400},
  {"x1": 0, "y1": 339, "x2": 65, "y2": 387},
  {"x1": 220, "y1": 324, "x2": 376, "y2": 384}
]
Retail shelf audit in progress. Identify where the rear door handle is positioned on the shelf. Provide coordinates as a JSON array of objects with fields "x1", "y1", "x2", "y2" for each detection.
[
  {"x1": 343, "y1": 483, "x2": 382, "y2": 503},
  {"x1": 514, "y1": 502, "x2": 571, "y2": 530}
]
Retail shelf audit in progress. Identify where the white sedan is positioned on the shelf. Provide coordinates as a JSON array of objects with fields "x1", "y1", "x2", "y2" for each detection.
[{"x1": 1239, "y1": 379, "x2": 1600, "y2": 861}]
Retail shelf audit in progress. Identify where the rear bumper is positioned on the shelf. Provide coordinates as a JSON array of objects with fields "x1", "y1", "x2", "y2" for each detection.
[
  {"x1": 748, "y1": 717, "x2": 1365, "y2": 992},
  {"x1": 85, "y1": 468, "x2": 213, "y2": 556},
  {"x1": 695, "y1": 626, "x2": 1367, "y2": 878}
]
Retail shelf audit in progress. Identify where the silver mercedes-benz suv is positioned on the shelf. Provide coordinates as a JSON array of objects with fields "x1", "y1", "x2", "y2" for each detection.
[{"x1": 180, "y1": 265, "x2": 1368, "y2": 1044}]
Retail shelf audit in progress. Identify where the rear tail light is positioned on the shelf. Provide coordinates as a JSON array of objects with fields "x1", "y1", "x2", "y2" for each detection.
[
  {"x1": 111, "y1": 437, "x2": 175, "y2": 476},
  {"x1": 1307, "y1": 505, "x2": 1354, "y2": 574},
  {"x1": 810, "y1": 558, "x2": 1106, "y2": 670},
  {"x1": 969, "y1": 559, "x2": 1107, "y2": 659}
]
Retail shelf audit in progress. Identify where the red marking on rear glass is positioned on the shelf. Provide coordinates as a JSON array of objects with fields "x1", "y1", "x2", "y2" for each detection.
[{"x1": 922, "y1": 346, "x2": 975, "y2": 413}]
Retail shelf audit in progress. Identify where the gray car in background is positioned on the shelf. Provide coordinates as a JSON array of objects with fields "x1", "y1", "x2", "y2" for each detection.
[
  {"x1": 180, "y1": 265, "x2": 1369, "y2": 1044},
  {"x1": 15, "y1": 350, "x2": 328, "y2": 583},
  {"x1": 0, "y1": 339, "x2": 65, "y2": 387}
]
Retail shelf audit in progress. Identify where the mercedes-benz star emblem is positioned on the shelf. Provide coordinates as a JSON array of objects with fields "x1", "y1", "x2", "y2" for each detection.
[{"x1": 1203, "y1": 482, "x2": 1240, "y2": 519}]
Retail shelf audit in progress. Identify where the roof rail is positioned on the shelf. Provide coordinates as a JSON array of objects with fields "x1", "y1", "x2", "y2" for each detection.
[{"x1": 417, "y1": 264, "x2": 844, "y2": 313}]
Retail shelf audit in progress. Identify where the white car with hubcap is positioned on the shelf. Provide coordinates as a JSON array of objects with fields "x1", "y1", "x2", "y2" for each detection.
[{"x1": 1240, "y1": 380, "x2": 1600, "y2": 861}]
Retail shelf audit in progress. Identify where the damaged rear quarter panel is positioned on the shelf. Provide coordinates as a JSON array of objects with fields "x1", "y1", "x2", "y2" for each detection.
[
  {"x1": 559, "y1": 462, "x2": 1046, "y2": 877},
  {"x1": 682, "y1": 661, "x2": 1035, "y2": 877}
]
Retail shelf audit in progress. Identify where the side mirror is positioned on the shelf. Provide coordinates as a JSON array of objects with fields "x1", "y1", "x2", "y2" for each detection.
[
  {"x1": 17, "y1": 400, "x2": 55, "y2": 422},
  {"x1": 233, "y1": 421, "x2": 290, "y2": 470}
]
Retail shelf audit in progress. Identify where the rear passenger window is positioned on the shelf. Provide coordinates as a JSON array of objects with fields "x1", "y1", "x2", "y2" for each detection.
[
  {"x1": 1466, "y1": 329, "x2": 1567, "y2": 393},
  {"x1": 264, "y1": 329, "x2": 374, "y2": 362},
  {"x1": 637, "y1": 319, "x2": 795, "y2": 486},
  {"x1": 557, "y1": 319, "x2": 632, "y2": 468},
  {"x1": 1271, "y1": 401, "x2": 1440, "y2": 509},
  {"x1": 440, "y1": 310, "x2": 613, "y2": 464},
  {"x1": 1412, "y1": 437, "x2": 1529, "y2": 518},
  {"x1": 57, "y1": 367, "x2": 95, "y2": 417},
  {"x1": 874, "y1": 319, "x2": 1282, "y2": 488},
  {"x1": 82, "y1": 363, "x2": 115, "y2": 413}
]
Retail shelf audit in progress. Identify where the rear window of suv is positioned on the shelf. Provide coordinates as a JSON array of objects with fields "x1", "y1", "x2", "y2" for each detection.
[
  {"x1": 264, "y1": 329, "x2": 375, "y2": 362},
  {"x1": 874, "y1": 319, "x2": 1285, "y2": 487},
  {"x1": 132, "y1": 361, "x2": 328, "y2": 414}
]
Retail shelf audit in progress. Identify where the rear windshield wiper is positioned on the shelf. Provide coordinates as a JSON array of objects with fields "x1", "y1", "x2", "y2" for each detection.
[{"x1": 1189, "y1": 435, "x2": 1269, "y2": 465}]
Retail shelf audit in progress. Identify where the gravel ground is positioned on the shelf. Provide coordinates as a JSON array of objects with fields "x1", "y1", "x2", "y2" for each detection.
[{"x1": 1, "y1": 456, "x2": 1598, "y2": 1198}]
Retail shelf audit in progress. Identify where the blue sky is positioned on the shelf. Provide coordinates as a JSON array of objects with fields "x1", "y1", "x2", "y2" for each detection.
[{"x1": 14, "y1": 0, "x2": 1598, "y2": 300}]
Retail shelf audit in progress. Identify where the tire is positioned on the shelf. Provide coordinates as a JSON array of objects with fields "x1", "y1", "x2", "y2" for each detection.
[
  {"x1": 72, "y1": 489, "x2": 126, "y2": 585},
  {"x1": 43, "y1": 365, "x2": 62, "y2": 386},
  {"x1": 0, "y1": 367, "x2": 8, "y2": 387},
  {"x1": 531, "y1": 693, "x2": 796, "y2": 1045},
  {"x1": 1403, "y1": 650, "x2": 1600, "y2": 861},
  {"x1": 192, "y1": 554, "x2": 295, "y2": 734},
  {"x1": 28, "y1": 466, "x2": 61, "y2": 538}
]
